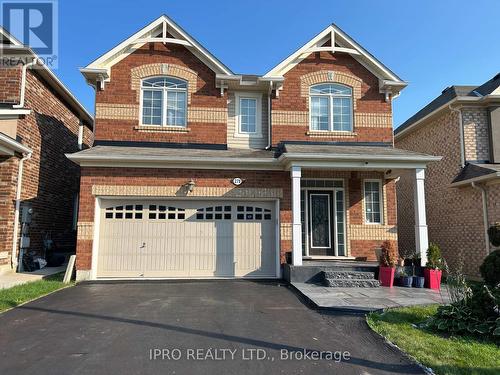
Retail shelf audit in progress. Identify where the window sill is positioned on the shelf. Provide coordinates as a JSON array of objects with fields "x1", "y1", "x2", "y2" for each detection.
[
  {"x1": 306, "y1": 130, "x2": 357, "y2": 137},
  {"x1": 135, "y1": 126, "x2": 191, "y2": 133}
]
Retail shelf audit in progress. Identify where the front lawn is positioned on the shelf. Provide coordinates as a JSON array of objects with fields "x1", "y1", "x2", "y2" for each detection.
[
  {"x1": 0, "y1": 272, "x2": 71, "y2": 313},
  {"x1": 367, "y1": 305, "x2": 500, "y2": 375}
]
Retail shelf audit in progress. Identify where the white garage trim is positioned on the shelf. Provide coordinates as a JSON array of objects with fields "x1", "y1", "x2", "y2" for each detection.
[{"x1": 90, "y1": 196, "x2": 280, "y2": 280}]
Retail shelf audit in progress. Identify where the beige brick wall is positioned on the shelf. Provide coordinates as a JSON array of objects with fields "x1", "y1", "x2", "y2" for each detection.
[
  {"x1": 462, "y1": 107, "x2": 490, "y2": 162},
  {"x1": 396, "y1": 110, "x2": 488, "y2": 276}
]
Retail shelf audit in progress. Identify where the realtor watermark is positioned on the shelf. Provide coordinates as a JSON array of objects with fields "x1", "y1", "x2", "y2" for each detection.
[
  {"x1": 149, "y1": 347, "x2": 351, "y2": 363},
  {"x1": 0, "y1": 0, "x2": 58, "y2": 68}
]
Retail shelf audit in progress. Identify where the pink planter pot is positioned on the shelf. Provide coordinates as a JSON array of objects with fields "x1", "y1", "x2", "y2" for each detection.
[
  {"x1": 379, "y1": 266, "x2": 395, "y2": 287},
  {"x1": 424, "y1": 268, "x2": 442, "y2": 290}
]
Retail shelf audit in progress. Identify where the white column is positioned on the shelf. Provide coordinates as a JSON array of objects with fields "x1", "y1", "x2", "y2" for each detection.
[
  {"x1": 414, "y1": 168, "x2": 429, "y2": 266},
  {"x1": 291, "y1": 166, "x2": 302, "y2": 266}
]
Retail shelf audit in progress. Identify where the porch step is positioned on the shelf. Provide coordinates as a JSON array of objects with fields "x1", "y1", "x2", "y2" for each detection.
[
  {"x1": 322, "y1": 270, "x2": 380, "y2": 288},
  {"x1": 322, "y1": 270, "x2": 376, "y2": 280},
  {"x1": 324, "y1": 278, "x2": 380, "y2": 288}
]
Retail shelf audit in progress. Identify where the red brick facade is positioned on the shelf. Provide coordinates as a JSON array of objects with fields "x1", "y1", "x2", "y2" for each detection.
[
  {"x1": 94, "y1": 43, "x2": 226, "y2": 144},
  {"x1": 0, "y1": 67, "x2": 92, "y2": 270},
  {"x1": 76, "y1": 168, "x2": 397, "y2": 270},
  {"x1": 75, "y1": 34, "x2": 400, "y2": 276}
]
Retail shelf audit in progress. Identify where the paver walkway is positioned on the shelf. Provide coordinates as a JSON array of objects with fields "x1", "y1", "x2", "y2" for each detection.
[{"x1": 293, "y1": 282, "x2": 450, "y2": 311}]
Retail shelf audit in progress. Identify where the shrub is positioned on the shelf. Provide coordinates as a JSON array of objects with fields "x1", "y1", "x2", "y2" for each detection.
[
  {"x1": 425, "y1": 268, "x2": 500, "y2": 341},
  {"x1": 426, "y1": 243, "x2": 443, "y2": 270},
  {"x1": 480, "y1": 249, "x2": 500, "y2": 287},
  {"x1": 380, "y1": 240, "x2": 398, "y2": 268},
  {"x1": 488, "y1": 222, "x2": 500, "y2": 247}
]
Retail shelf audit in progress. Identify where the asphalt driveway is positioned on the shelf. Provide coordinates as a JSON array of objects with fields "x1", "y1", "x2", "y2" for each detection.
[{"x1": 0, "y1": 281, "x2": 424, "y2": 375}]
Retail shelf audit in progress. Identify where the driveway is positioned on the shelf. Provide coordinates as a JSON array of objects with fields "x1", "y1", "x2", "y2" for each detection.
[{"x1": 0, "y1": 281, "x2": 424, "y2": 375}]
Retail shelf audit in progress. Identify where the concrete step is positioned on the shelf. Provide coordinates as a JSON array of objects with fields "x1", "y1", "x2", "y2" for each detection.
[
  {"x1": 322, "y1": 270, "x2": 376, "y2": 280},
  {"x1": 324, "y1": 278, "x2": 380, "y2": 288}
]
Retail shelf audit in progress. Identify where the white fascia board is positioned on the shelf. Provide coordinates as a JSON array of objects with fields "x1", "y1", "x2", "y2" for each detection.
[
  {"x1": 264, "y1": 25, "x2": 331, "y2": 77},
  {"x1": 282, "y1": 160, "x2": 432, "y2": 171},
  {"x1": 279, "y1": 152, "x2": 441, "y2": 163},
  {"x1": 0, "y1": 133, "x2": 32, "y2": 155},
  {"x1": 85, "y1": 15, "x2": 232, "y2": 75},
  {"x1": 264, "y1": 23, "x2": 405, "y2": 85},
  {"x1": 0, "y1": 108, "x2": 31, "y2": 116},
  {"x1": 450, "y1": 172, "x2": 500, "y2": 187}
]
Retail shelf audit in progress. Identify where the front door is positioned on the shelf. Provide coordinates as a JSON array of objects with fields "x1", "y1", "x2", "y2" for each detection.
[{"x1": 308, "y1": 191, "x2": 334, "y2": 256}]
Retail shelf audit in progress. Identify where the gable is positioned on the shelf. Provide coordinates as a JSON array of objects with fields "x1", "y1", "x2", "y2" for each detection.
[
  {"x1": 264, "y1": 24, "x2": 407, "y2": 98},
  {"x1": 82, "y1": 15, "x2": 232, "y2": 86}
]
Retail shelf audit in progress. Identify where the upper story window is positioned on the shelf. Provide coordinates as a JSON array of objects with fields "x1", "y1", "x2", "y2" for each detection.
[
  {"x1": 235, "y1": 92, "x2": 262, "y2": 137},
  {"x1": 309, "y1": 83, "x2": 353, "y2": 132},
  {"x1": 141, "y1": 76, "x2": 187, "y2": 127}
]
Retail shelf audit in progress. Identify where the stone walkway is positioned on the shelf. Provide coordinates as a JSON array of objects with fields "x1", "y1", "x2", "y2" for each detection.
[
  {"x1": 0, "y1": 266, "x2": 66, "y2": 289},
  {"x1": 293, "y1": 282, "x2": 450, "y2": 312}
]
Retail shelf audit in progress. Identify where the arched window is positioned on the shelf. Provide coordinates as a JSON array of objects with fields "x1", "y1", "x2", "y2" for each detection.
[
  {"x1": 141, "y1": 76, "x2": 187, "y2": 127},
  {"x1": 309, "y1": 83, "x2": 353, "y2": 132}
]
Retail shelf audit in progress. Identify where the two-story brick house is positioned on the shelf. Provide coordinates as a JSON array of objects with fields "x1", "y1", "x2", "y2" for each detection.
[
  {"x1": 0, "y1": 27, "x2": 94, "y2": 273},
  {"x1": 68, "y1": 15, "x2": 439, "y2": 281},
  {"x1": 395, "y1": 74, "x2": 500, "y2": 277}
]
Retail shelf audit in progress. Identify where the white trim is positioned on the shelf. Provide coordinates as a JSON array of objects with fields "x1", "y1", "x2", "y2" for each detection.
[
  {"x1": 264, "y1": 24, "x2": 404, "y2": 86},
  {"x1": 0, "y1": 132, "x2": 32, "y2": 155},
  {"x1": 0, "y1": 108, "x2": 31, "y2": 117},
  {"x1": 234, "y1": 92, "x2": 263, "y2": 137},
  {"x1": 139, "y1": 76, "x2": 188, "y2": 128},
  {"x1": 90, "y1": 196, "x2": 280, "y2": 280},
  {"x1": 363, "y1": 179, "x2": 383, "y2": 225},
  {"x1": 414, "y1": 168, "x2": 429, "y2": 266},
  {"x1": 291, "y1": 166, "x2": 302, "y2": 265},
  {"x1": 84, "y1": 16, "x2": 232, "y2": 76},
  {"x1": 309, "y1": 83, "x2": 354, "y2": 132},
  {"x1": 308, "y1": 193, "x2": 332, "y2": 249},
  {"x1": 90, "y1": 197, "x2": 101, "y2": 280}
]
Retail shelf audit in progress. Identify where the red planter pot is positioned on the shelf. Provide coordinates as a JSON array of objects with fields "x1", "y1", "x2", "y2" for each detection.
[
  {"x1": 424, "y1": 268, "x2": 442, "y2": 290},
  {"x1": 379, "y1": 266, "x2": 395, "y2": 287}
]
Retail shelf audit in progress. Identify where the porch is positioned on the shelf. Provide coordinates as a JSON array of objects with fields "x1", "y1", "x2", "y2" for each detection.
[{"x1": 279, "y1": 142, "x2": 441, "y2": 269}]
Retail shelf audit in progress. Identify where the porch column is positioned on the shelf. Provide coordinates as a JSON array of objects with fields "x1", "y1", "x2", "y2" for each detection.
[
  {"x1": 414, "y1": 168, "x2": 429, "y2": 266},
  {"x1": 291, "y1": 166, "x2": 302, "y2": 266}
]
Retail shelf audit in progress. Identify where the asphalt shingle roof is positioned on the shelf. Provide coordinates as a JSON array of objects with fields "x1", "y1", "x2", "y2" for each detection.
[{"x1": 395, "y1": 73, "x2": 500, "y2": 135}]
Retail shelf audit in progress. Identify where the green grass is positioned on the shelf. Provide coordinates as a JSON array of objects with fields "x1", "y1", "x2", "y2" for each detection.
[
  {"x1": 367, "y1": 305, "x2": 500, "y2": 375},
  {"x1": 0, "y1": 272, "x2": 71, "y2": 313}
]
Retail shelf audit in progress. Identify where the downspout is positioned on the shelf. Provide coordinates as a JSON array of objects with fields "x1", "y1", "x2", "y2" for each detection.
[
  {"x1": 13, "y1": 59, "x2": 38, "y2": 109},
  {"x1": 471, "y1": 182, "x2": 490, "y2": 256},
  {"x1": 11, "y1": 151, "x2": 32, "y2": 270},
  {"x1": 265, "y1": 82, "x2": 273, "y2": 149},
  {"x1": 449, "y1": 105, "x2": 465, "y2": 167}
]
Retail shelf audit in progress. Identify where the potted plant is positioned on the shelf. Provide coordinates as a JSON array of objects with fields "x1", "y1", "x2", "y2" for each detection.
[
  {"x1": 411, "y1": 252, "x2": 425, "y2": 288},
  {"x1": 424, "y1": 243, "x2": 443, "y2": 290},
  {"x1": 379, "y1": 240, "x2": 397, "y2": 287},
  {"x1": 399, "y1": 269, "x2": 413, "y2": 287}
]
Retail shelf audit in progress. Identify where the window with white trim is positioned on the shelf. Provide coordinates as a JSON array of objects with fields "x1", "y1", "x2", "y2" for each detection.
[
  {"x1": 141, "y1": 76, "x2": 187, "y2": 127},
  {"x1": 240, "y1": 98, "x2": 257, "y2": 133},
  {"x1": 309, "y1": 83, "x2": 353, "y2": 132},
  {"x1": 235, "y1": 92, "x2": 262, "y2": 136},
  {"x1": 364, "y1": 180, "x2": 382, "y2": 224}
]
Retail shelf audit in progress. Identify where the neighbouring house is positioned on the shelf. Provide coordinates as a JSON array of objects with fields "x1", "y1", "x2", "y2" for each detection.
[
  {"x1": 68, "y1": 15, "x2": 439, "y2": 281},
  {"x1": 395, "y1": 74, "x2": 500, "y2": 277},
  {"x1": 0, "y1": 27, "x2": 94, "y2": 273}
]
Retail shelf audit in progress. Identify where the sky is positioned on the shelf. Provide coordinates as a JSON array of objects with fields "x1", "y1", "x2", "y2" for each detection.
[{"x1": 9, "y1": 0, "x2": 500, "y2": 128}]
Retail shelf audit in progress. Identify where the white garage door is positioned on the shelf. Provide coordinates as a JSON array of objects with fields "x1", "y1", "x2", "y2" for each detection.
[{"x1": 96, "y1": 200, "x2": 278, "y2": 278}]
